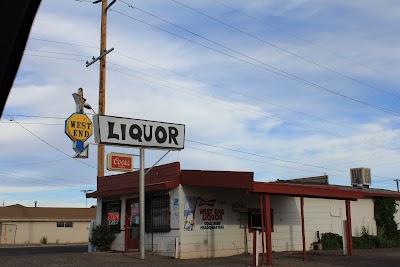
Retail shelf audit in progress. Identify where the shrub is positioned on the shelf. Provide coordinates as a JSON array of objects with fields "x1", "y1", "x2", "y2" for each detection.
[
  {"x1": 374, "y1": 197, "x2": 399, "y2": 240},
  {"x1": 321, "y1": 232, "x2": 342, "y2": 250},
  {"x1": 353, "y1": 235, "x2": 378, "y2": 249},
  {"x1": 89, "y1": 224, "x2": 116, "y2": 251},
  {"x1": 40, "y1": 236, "x2": 48, "y2": 245}
]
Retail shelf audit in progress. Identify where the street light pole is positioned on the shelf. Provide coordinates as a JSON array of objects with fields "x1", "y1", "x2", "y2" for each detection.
[{"x1": 80, "y1": 189, "x2": 94, "y2": 208}]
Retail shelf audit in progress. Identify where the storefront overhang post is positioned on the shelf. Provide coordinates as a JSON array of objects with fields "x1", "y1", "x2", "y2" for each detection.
[
  {"x1": 300, "y1": 196, "x2": 306, "y2": 262},
  {"x1": 263, "y1": 194, "x2": 272, "y2": 266},
  {"x1": 259, "y1": 195, "x2": 265, "y2": 266},
  {"x1": 345, "y1": 199, "x2": 353, "y2": 256}
]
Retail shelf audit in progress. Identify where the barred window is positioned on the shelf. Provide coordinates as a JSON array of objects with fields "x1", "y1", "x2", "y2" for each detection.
[
  {"x1": 56, "y1": 222, "x2": 73, "y2": 228},
  {"x1": 145, "y1": 192, "x2": 170, "y2": 233}
]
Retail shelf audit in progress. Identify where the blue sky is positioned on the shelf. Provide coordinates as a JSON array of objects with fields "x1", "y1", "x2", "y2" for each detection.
[{"x1": 1, "y1": 0, "x2": 400, "y2": 207}]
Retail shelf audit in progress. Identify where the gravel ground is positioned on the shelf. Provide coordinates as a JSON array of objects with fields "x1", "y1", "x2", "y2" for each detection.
[{"x1": 2, "y1": 247, "x2": 400, "y2": 266}]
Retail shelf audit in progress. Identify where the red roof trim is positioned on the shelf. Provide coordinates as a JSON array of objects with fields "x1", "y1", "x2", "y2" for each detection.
[
  {"x1": 88, "y1": 180, "x2": 179, "y2": 198},
  {"x1": 362, "y1": 191, "x2": 400, "y2": 199},
  {"x1": 87, "y1": 161, "x2": 400, "y2": 200},
  {"x1": 181, "y1": 170, "x2": 253, "y2": 189},
  {"x1": 251, "y1": 182, "x2": 364, "y2": 200}
]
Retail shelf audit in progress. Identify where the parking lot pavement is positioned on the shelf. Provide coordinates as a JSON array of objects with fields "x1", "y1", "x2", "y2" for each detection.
[{"x1": 2, "y1": 247, "x2": 400, "y2": 266}]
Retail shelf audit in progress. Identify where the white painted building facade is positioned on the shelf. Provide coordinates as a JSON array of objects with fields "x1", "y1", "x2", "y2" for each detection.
[{"x1": 89, "y1": 162, "x2": 400, "y2": 259}]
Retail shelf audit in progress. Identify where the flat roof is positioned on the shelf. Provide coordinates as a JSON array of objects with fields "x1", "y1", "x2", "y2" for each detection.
[{"x1": 87, "y1": 162, "x2": 400, "y2": 200}]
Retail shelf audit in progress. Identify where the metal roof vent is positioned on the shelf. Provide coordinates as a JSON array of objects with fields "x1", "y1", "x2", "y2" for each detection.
[{"x1": 350, "y1": 168, "x2": 371, "y2": 188}]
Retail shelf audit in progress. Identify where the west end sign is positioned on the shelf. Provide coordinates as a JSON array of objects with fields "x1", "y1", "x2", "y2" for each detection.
[{"x1": 93, "y1": 115, "x2": 185, "y2": 150}]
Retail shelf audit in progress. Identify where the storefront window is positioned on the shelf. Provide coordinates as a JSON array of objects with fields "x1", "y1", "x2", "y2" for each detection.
[
  {"x1": 102, "y1": 200, "x2": 121, "y2": 233},
  {"x1": 145, "y1": 192, "x2": 170, "y2": 232}
]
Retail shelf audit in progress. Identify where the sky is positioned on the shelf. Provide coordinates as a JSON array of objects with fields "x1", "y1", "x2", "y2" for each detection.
[{"x1": 1, "y1": 0, "x2": 400, "y2": 207}]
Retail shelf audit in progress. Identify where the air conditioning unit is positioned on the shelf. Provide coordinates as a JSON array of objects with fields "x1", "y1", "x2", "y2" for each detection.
[{"x1": 350, "y1": 168, "x2": 371, "y2": 187}]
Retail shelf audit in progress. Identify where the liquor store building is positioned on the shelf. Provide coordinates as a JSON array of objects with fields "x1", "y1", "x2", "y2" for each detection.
[{"x1": 87, "y1": 162, "x2": 400, "y2": 261}]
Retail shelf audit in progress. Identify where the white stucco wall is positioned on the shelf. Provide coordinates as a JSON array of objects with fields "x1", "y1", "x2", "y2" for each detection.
[
  {"x1": 270, "y1": 196, "x2": 344, "y2": 251},
  {"x1": 351, "y1": 198, "x2": 376, "y2": 236},
  {"x1": 179, "y1": 185, "x2": 256, "y2": 259},
  {"x1": 0, "y1": 221, "x2": 91, "y2": 244}
]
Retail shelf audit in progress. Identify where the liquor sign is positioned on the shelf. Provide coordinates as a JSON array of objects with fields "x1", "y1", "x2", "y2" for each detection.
[
  {"x1": 107, "y1": 152, "x2": 134, "y2": 172},
  {"x1": 93, "y1": 115, "x2": 185, "y2": 150}
]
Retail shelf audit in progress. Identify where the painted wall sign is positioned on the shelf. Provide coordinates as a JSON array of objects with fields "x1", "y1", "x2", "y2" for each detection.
[
  {"x1": 107, "y1": 152, "x2": 134, "y2": 172},
  {"x1": 199, "y1": 208, "x2": 225, "y2": 230},
  {"x1": 65, "y1": 113, "x2": 93, "y2": 142},
  {"x1": 93, "y1": 115, "x2": 185, "y2": 150}
]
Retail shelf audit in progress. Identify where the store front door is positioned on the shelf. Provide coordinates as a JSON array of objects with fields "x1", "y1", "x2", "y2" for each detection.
[{"x1": 125, "y1": 199, "x2": 140, "y2": 250}]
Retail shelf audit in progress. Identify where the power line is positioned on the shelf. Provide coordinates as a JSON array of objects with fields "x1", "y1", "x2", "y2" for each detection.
[
  {"x1": 1, "y1": 121, "x2": 63, "y2": 125},
  {"x1": 170, "y1": 0, "x2": 400, "y2": 99},
  {"x1": 29, "y1": 37, "x2": 98, "y2": 49},
  {"x1": 185, "y1": 144, "x2": 396, "y2": 181},
  {"x1": 4, "y1": 111, "x2": 397, "y2": 181},
  {"x1": 112, "y1": 51, "x2": 369, "y2": 135},
  {"x1": 211, "y1": 0, "x2": 394, "y2": 81},
  {"x1": 20, "y1": 51, "x2": 400, "y2": 157},
  {"x1": 23, "y1": 53, "x2": 84, "y2": 62},
  {"x1": 25, "y1": 48, "x2": 90, "y2": 58},
  {"x1": 185, "y1": 145, "x2": 348, "y2": 180},
  {"x1": 24, "y1": 41, "x2": 400, "y2": 151},
  {"x1": 0, "y1": 169, "x2": 95, "y2": 187},
  {"x1": 4, "y1": 116, "x2": 98, "y2": 171},
  {"x1": 2, "y1": 114, "x2": 66, "y2": 120},
  {"x1": 18, "y1": 48, "x2": 400, "y2": 180},
  {"x1": 107, "y1": 62, "x2": 349, "y2": 137},
  {"x1": 25, "y1": 43, "x2": 379, "y2": 135},
  {"x1": 105, "y1": 63, "x2": 400, "y2": 155},
  {"x1": 106, "y1": 8, "x2": 400, "y2": 117},
  {"x1": 18, "y1": 52, "x2": 400, "y2": 158},
  {"x1": 186, "y1": 139, "x2": 364, "y2": 175},
  {"x1": 0, "y1": 153, "x2": 96, "y2": 167},
  {"x1": 22, "y1": 47, "x2": 400, "y2": 155}
]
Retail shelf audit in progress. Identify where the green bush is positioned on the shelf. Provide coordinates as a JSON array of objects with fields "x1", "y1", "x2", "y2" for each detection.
[
  {"x1": 321, "y1": 232, "x2": 343, "y2": 250},
  {"x1": 374, "y1": 197, "x2": 399, "y2": 240},
  {"x1": 89, "y1": 224, "x2": 116, "y2": 251},
  {"x1": 353, "y1": 235, "x2": 379, "y2": 249},
  {"x1": 40, "y1": 236, "x2": 48, "y2": 245}
]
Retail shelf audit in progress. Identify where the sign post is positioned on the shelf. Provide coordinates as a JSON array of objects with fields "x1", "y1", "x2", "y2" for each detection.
[
  {"x1": 139, "y1": 147, "x2": 145, "y2": 259},
  {"x1": 65, "y1": 88, "x2": 93, "y2": 158},
  {"x1": 93, "y1": 114, "x2": 185, "y2": 259}
]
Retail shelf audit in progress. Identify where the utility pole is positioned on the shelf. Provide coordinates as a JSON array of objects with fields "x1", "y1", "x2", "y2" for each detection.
[
  {"x1": 97, "y1": 0, "x2": 108, "y2": 178},
  {"x1": 87, "y1": 0, "x2": 114, "y2": 177},
  {"x1": 395, "y1": 179, "x2": 399, "y2": 192}
]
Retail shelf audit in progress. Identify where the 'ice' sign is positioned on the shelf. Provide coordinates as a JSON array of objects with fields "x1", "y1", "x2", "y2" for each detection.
[{"x1": 93, "y1": 115, "x2": 185, "y2": 150}]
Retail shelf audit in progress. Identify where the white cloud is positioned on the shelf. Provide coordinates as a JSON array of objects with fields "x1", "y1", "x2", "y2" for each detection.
[{"x1": 2, "y1": 0, "x2": 400, "y2": 208}]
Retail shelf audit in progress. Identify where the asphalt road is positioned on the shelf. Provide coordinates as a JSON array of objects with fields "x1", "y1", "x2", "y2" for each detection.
[
  {"x1": 1, "y1": 246, "x2": 400, "y2": 266},
  {"x1": 0, "y1": 244, "x2": 87, "y2": 256}
]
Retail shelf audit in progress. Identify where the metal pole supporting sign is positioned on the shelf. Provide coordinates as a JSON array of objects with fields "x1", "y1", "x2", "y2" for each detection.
[{"x1": 139, "y1": 147, "x2": 145, "y2": 259}]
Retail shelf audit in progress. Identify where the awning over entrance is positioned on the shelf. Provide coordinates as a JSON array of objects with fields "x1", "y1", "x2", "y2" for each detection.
[
  {"x1": 251, "y1": 182, "x2": 364, "y2": 200},
  {"x1": 87, "y1": 162, "x2": 181, "y2": 198}
]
